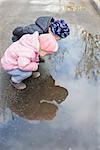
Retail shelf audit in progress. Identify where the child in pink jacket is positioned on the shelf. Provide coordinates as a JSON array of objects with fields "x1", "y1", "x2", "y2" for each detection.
[{"x1": 1, "y1": 31, "x2": 58, "y2": 90}]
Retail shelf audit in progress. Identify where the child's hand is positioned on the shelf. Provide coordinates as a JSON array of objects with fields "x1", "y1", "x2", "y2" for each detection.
[{"x1": 39, "y1": 56, "x2": 45, "y2": 63}]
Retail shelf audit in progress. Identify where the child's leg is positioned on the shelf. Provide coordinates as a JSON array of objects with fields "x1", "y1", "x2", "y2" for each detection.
[
  {"x1": 7, "y1": 69, "x2": 32, "y2": 89},
  {"x1": 7, "y1": 69, "x2": 32, "y2": 83}
]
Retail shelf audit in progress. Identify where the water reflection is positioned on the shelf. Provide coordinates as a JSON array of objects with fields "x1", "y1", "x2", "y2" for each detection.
[
  {"x1": 0, "y1": 107, "x2": 13, "y2": 124},
  {"x1": 8, "y1": 75, "x2": 68, "y2": 121},
  {"x1": 76, "y1": 30, "x2": 100, "y2": 80}
]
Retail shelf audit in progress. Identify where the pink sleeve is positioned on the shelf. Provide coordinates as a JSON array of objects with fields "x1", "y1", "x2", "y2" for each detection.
[{"x1": 23, "y1": 62, "x2": 39, "y2": 71}]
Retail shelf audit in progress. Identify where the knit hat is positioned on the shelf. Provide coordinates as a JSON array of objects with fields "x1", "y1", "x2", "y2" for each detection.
[
  {"x1": 39, "y1": 33, "x2": 58, "y2": 56},
  {"x1": 50, "y1": 19, "x2": 70, "y2": 38}
]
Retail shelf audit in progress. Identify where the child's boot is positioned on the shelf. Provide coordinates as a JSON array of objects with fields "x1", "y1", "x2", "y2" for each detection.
[
  {"x1": 33, "y1": 72, "x2": 40, "y2": 78},
  {"x1": 10, "y1": 80, "x2": 26, "y2": 90}
]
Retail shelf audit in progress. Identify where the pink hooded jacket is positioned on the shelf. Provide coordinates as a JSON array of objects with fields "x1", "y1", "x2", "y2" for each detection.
[
  {"x1": 1, "y1": 31, "x2": 58, "y2": 72},
  {"x1": 1, "y1": 31, "x2": 40, "y2": 71}
]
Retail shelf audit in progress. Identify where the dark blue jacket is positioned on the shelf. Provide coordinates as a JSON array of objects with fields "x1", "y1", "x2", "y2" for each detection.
[{"x1": 12, "y1": 16, "x2": 54, "y2": 42}]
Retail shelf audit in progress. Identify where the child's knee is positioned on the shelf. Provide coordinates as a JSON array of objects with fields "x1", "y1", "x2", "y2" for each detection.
[{"x1": 26, "y1": 72, "x2": 32, "y2": 77}]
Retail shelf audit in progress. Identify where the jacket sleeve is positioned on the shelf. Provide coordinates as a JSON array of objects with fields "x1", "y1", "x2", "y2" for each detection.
[
  {"x1": 23, "y1": 62, "x2": 39, "y2": 71},
  {"x1": 18, "y1": 57, "x2": 38, "y2": 71},
  {"x1": 13, "y1": 26, "x2": 23, "y2": 36},
  {"x1": 12, "y1": 24, "x2": 43, "y2": 42},
  {"x1": 12, "y1": 27, "x2": 24, "y2": 42}
]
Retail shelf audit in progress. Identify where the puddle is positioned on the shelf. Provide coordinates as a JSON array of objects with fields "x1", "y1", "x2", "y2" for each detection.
[
  {"x1": 0, "y1": 107, "x2": 13, "y2": 124},
  {"x1": 46, "y1": 24, "x2": 100, "y2": 81},
  {"x1": 8, "y1": 75, "x2": 68, "y2": 121},
  {"x1": 75, "y1": 30, "x2": 100, "y2": 79}
]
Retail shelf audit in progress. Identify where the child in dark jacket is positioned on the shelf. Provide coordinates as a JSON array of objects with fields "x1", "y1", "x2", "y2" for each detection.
[{"x1": 12, "y1": 16, "x2": 70, "y2": 42}]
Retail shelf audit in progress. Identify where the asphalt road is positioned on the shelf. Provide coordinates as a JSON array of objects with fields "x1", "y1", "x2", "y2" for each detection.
[{"x1": 0, "y1": 0, "x2": 100, "y2": 150}]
